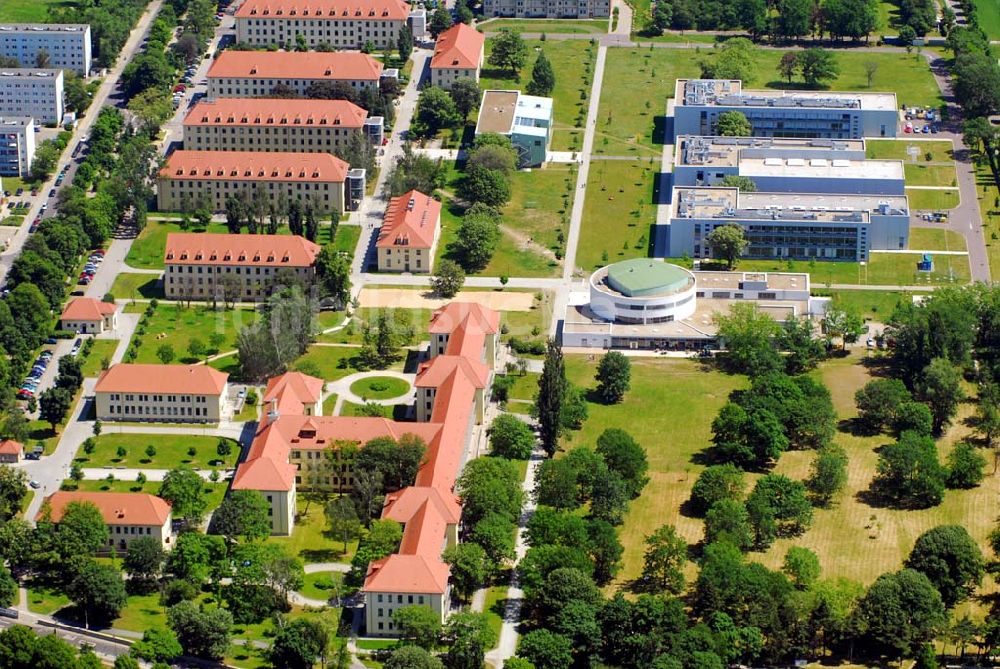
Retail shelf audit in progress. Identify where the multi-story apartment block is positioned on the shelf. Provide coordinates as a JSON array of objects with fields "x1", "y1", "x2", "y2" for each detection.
[
  {"x1": 235, "y1": 0, "x2": 410, "y2": 50},
  {"x1": 376, "y1": 190, "x2": 441, "y2": 273},
  {"x1": 163, "y1": 232, "x2": 321, "y2": 301},
  {"x1": 0, "y1": 24, "x2": 92, "y2": 75},
  {"x1": 207, "y1": 51, "x2": 383, "y2": 99},
  {"x1": 670, "y1": 79, "x2": 899, "y2": 141},
  {"x1": 183, "y1": 97, "x2": 382, "y2": 152},
  {"x1": 659, "y1": 186, "x2": 910, "y2": 262},
  {"x1": 429, "y1": 23, "x2": 484, "y2": 89},
  {"x1": 157, "y1": 150, "x2": 349, "y2": 214},
  {"x1": 482, "y1": 0, "x2": 609, "y2": 17},
  {"x1": 37, "y1": 491, "x2": 174, "y2": 551},
  {"x1": 673, "y1": 136, "x2": 906, "y2": 196},
  {"x1": 228, "y1": 302, "x2": 500, "y2": 634},
  {"x1": 0, "y1": 116, "x2": 34, "y2": 177},
  {"x1": 94, "y1": 363, "x2": 229, "y2": 423},
  {"x1": 0, "y1": 68, "x2": 64, "y2": 124}
]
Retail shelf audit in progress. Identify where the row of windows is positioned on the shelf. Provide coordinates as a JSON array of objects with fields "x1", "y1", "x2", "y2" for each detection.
[
  {"x1": 169, "y1": 180, "x2": 333, "y2": 191},
  {"x1": 211, "y1": 78, "x2": 371, "y2": 88},
  {"x1": 241, "y1": 19, "x2": 403, "y2": 27},
  {"x1": 190, "y1": 126, "x2": 353, "y2": 135},
  {"x1": 376, "y1": 594, "x2": 426, "y2": 605},
  {"x1": 107, "y1": 405, "x2": 211, "y2": 416},
  {"x1": 107, "y1": 393, "x2": 208, "y2": 402},
  {"x1": 166, "y1": 284, "x2": 271, "y2": 298},
  {"x1": 168, "y1": 265, "x2": 300, "y2": 275},
  {"x1": 112, "y1": 525, "x2": 154, "y2": 535}
]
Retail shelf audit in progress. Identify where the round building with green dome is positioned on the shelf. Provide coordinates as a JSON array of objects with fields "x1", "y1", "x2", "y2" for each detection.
[{"x1": 589, "y1": 259, "x2": 698, "y2": 324}]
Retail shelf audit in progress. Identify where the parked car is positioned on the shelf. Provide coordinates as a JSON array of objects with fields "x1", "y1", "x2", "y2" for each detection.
[
  {"x1": 71, "y1": 338, "x2": 82, "y2": 355},
  {"x1": 14, "y1": 188, "x2": 22, "y2": 196},
  {"x1": 77, "y1": 276, "x2": 90, "y2": 285},
  {"x1": 49, "y1": 189, "x2": 56, "y2": 198},
  {"x1": 45, "y1": 337, "x2": 57, "y2": 345},
  {"x1": 29, "y1": 480, "x2": 40, "y2": 489}
]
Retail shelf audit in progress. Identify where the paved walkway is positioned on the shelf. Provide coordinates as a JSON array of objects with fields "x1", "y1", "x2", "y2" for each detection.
[
  {"x1": 325, "y1": 370, "x2": 415, "y2": 415},
  {"x1": 79, "y1": 467, "x2": 230, "y2": 481},
  {"x1": 484, "y1": 445, "x2": 545, "y2": 668}
]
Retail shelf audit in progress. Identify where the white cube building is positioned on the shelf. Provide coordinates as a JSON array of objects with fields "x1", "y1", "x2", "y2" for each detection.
[{"x1": 0, "y1": 68, "x2": 64, "y2": 124}]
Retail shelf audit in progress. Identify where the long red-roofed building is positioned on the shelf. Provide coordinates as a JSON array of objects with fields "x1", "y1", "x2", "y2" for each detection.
[
  {"x1": 376, "y1": 190, "x2": 441, "y2": 274},
  {"x1": 235, "y1": 0, "x2": 410, "y2": 50},
  {"x1": 157, "y1": 150, "x2": 348, "y2": 214},
  {"x1": 163, "y1": 232, "x2": 322, "y2": 301},
  {"x1": 183, "y1": 98, "x2": 382, "y2": 153},
  {"x1": 37, "y1": 491, "x2": 174, "y2": 550},
  {"x1": 230, "y1": 301, "x2": 499, "y2": 634},
  {"x1": 207, "y1": 50, "x2": 384, "y2": 100},
  {"x1": 429, "y1": 23, "x2": 484, "y2": 88}
]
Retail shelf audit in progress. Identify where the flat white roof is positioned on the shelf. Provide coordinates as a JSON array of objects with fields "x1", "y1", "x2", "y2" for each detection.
[{"x1": 739, "y1": 156, "x2": 904, "y2": 180}]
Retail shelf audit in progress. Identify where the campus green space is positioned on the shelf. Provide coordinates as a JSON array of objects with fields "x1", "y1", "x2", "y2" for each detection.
[
  {"x1": 907, "y1": 227, "x2": 966, "y2": 251},
  {"x1": 821, "y1": 289, "x2": 910, "y2": 320},
  {"x1": 322, "y1": 393, "x2": 339, "y2": 415},
  {"x1": 577, "y1": 159, "x2": 656, "y2": 272},
  {"x1": 726, "y1": 251, "x2": 970, "y2": 286},
  {"x1": 73, "y1": 478, "x2": 228, "y2": 510},
  {"x1": 866, "y1": 139, "x2": 953, "y2": 162},
  {"x1": 0, "y1": 0, "x2": 69, "y2": 22},
  {"x1": 971, "y1": 0, "x2": 1000, "y2": 39},
  {"x1": 505, "y1": 371, "x2": 540, "y2": 403},
  {"x1": 127, "y1": 303, "x2": 257, "y2": 364},
  {"x1": 269, "y1": 496, "x2": 358, "y2": 563},
  {"x1": 299, "y1": 571, "x2": 345, "y2": 602},
  {"x1": 437, "y1": 198, "x2": 560, "y2": 278},
  {"x1": 349, "y1": 376, "x2": 410, "y2": 400},
  {"x1": 80, "y1": 339, "x2": 120, "y2": 377},
  {"x1": 0, "y1": 216, "x2": 25, "y2": 227},
  {"x1": 292, "y1": 344, "x2": 398, "y2": 381},
  {"x1": 332, "y1": 224, "x2": 361, "y2": 254},
  {"x1": 905, "y1": 187, "x2": 960, "y2": 210},
  {"x1": 904, "y1": 163, "x2": 957, "y2": 187},
  {"x1": 975, "y1": 163, "x2": 1000, "y2": 278},
  {"x1": 481, "y1": 38, "x2": 597, "y2": 152},
  {"x1": 634, "y1": 32, "x2": 722, "y2": 44},
  {"x1": 597, "y1": 49, "x2": 942, "y2": 153},
  {"x1": 480, "y1": 18, "x2": 607, "y2": 33},
  {"x1": 75, "y1": 433, "x2": 238, "y2": 469},
  {"x1": 126, "y1": 220, "x2": 231, "y2": 270},
  {"x1": 208, "y1": 352, "x2": 240, "y2": 376},
  {"x1": 562, "y1": 356, "x2": 746, "y2": 581},
  {"x1": 483, "y1": 584, "x2": 510, "y2": 641},
  {"x1": 110, "y1": 273, "x2": 163, "y2": 300}
]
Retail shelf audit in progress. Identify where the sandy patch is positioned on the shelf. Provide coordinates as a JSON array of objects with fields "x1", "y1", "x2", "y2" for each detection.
[
  {"x1": 358, "y1": 287, "x2": 535, "y2": 311},
  {"x1": 0, "y1": 226, "x2": 18, "y2": 249}
]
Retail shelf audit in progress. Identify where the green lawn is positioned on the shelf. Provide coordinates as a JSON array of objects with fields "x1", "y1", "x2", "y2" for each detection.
[
  {"x1": 26, "y1": 581, "x2": 71, "y2": 615},
  {"x1": 26, "y1": 421, "x2": 62, "y2": 456},
  {"x1": 74, "y1": 477, "x2": 229, "y2": 514},
  {"x1": 292, "y1": 344, "x2": 370, "y2": 381},
  {"x1": 269, "y1": 495, "x2": 358, "y2": 563},
  {"x1": 349, "y1": 376, "x2": 410, "y2": 400},
  {"x1": 715, "y1": 251, "x2": 970, "y2": 286},
  {"x1": 437, "y1": 199, "x2": 560, "y2": 278},
  {"x1": 905, "y1": 187, "x2": 960, "y2": 210},
  {"x1": 111, "y1": 273, "x2": 163, "y2": 300},
  {"x1": 129, "y1": 304, "x2": 258, "y2": 365},
  {"x1": 479, "y1": 18, "x2": 607, "y2": 33},
  {"x1": 819, "y1": 289, "x2": 910, "y2": 320},
  {"x1": 332, "y1": 224, "x2": 361, "y2": 254},
  {"x1": 0, "y1": 0, "x2": 71, "y2": 22},
  {"x1": 866, "y1": 140, "x2": 953, "y2": 162},
  {"x1": 904, "y1": 163, "x2": 958, "y2": 187},
  {"x1": 322, "y1": 393, "x2": 339, "y2": 415},
  {"x1": 597, "y1": 49, "x2": 941, "y2": 154},
  {"x1": 114, "y1": 591, "x2": 170, "y2": 633},
  {"x1": 505, "y1": 166, "x2": 576, "y2": 256},
  {"x1": 506, "y1": 371, "x2": 540, "y2": 402},
  {"x1": 907, "y1": 227, "x2": 967, "y2": 251},
  {"x1": 577, "y1": 159, "x2": 657, "y2": 272},
  {"x1": 562, "y1": 356, "x2": 746, "y2": 583},
  {"x1": 481, "y1": 39, "x2": 597, "y2": 152},
  {"x1": 75, "y1": 433, "x2": 239, "y2": 469},
  {"x1": 482, "y1": 584, "x2": 510, "y2": 642},
  {"x1": 974, "y1": 161, "x2": 1000, "y2": 278},
  {"x1": 0, "y1": 215, "x2": 25, "y2": 227},
  {"x1": 972, "y1": 0, "x2": 1000, "y2": 40},
  {"x1": 299, "y1": 571, "x2": 344, "y2": 602},
  {"x1": 126, "y1": 220, "x2": 231, "y2": 270},
  {"x1": 80, "y1": 339, "x2": 120, "y2": 377}
]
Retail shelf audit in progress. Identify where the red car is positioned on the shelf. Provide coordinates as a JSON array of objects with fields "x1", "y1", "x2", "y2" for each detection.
[{"x1": 173, "y1": 84, "x2": 187, "y2": 92}]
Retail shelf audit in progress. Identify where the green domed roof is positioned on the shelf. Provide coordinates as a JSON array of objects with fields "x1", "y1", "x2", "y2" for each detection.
[{"x1": 606, "y1": 259, "x2": 692, "y2": 297}]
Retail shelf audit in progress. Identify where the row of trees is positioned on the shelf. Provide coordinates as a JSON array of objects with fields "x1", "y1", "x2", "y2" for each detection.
[
  {"x1": 644, "y1": 0, "x2": 882, "y2": 41},
  {"x1": 699, "y1": 38, "x2": 841, "y2": 90}
]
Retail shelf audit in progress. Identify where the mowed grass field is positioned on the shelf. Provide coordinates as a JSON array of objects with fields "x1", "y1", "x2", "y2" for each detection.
[
  {"x1": 479, "y1": 18, "x2": 607, "y2": 33},
  {"x1": 971, "y1": 0, "x2": 1000, "y2": 40},
  {"x1": 481, "y1": 39, "x2": 597, "y2": 152},
  {"x1": 128, "y1": 304, "x2": 258, "y2": 364},
  {"x1": 763, "y1": 355, "x2": 999, "y2": 607},
  {"x1": 866, "y1": 140, "x2": 953, "y2": 162},
  {"x1": 577, "y1": 159, "x2": 658, "y2": 272},
  {"x1": 974, "y1": 162, "x2": 1000, "y2": 278},
  {"x1": 565, "y1": 353, "x2": 1000, "y2": 608},
  {"x1": 0, "y1": 0, "x2": 70, "y2": 22},
  {"x1": 597, "y1": 49, "x2": 941, "y2": 154}
]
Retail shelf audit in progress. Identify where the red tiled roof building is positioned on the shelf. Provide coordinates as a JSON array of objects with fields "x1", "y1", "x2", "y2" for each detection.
[{"x1": 235, "y1": 0, "x2": 410, "y2": 51}]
